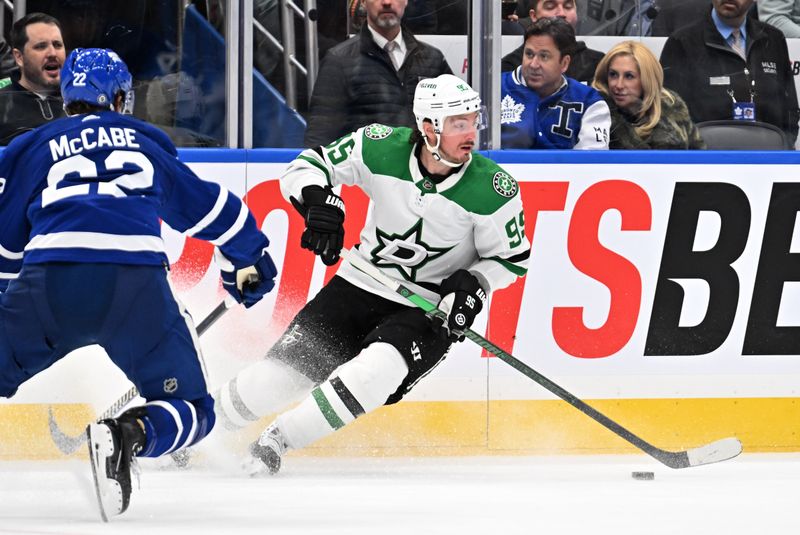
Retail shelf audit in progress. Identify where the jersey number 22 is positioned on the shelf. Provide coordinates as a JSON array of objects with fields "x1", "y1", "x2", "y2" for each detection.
[{"x1": 41, "y1": 151, "x2": 154, "y2": 208}]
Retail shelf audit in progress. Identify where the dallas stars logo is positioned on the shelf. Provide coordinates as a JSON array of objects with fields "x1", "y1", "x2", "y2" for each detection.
[
  {"x1": 492, "y1": 171, "x2": 518, "y2": 198},
  {"x1": 365, "y1": 123, "x2": 393, "y2": 140},
  {"x1": 370, "y1": 220, "x2": 452, "y2": 281}
]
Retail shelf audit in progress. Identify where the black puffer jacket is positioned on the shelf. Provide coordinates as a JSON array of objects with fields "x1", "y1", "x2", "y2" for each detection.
[
  {"x1": 303, "y1": 25, "x2": 452, "y2": 147},
  {"x1": 660, "y1": 10, "x2": 799, "y2": 144}
]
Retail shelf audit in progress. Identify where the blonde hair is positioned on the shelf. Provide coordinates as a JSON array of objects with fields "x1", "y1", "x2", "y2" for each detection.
[{"x1": 592, "y1": 40, "x2": 675, "y2": 138}]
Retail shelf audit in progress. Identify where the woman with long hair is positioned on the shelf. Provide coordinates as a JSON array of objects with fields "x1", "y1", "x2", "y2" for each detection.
[{"x1": 592, "y1": 40, "x2": 705, "y2": 149}]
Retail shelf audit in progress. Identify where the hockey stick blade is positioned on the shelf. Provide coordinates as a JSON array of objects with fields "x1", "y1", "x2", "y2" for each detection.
[
  {"x1": 340, "y1": 248, "x2": 743, "y2": 470},
  {"x1": 685, "y1": 437, "x2": 743, "y2": 468},
  {"x1": 47, "y1": 298, "x2": 234, "y2": 455}
]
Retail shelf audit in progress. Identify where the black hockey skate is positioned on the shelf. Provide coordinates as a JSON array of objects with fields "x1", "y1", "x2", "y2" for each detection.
[
  {"x1": 248, "y1": 423, "x2": 287, "y2": 476},
  {"x1": 86, "y1": 412, "x2": 145, "y2": 521}
]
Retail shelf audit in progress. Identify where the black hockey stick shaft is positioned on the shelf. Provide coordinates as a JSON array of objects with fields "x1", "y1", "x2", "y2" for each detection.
[
  {"x1": 341, "y1": 248, "x2": 741, "y2": 469},
  {"x1": 48, "y1": 298, "x2": 234, "y2": 455},
  {"x1": 195, "y1": 297, "x2": 232, "y2": 334}
]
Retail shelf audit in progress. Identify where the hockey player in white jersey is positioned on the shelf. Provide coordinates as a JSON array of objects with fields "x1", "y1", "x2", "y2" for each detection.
[{"x1": 214, "y1": 74, "x2": 531, "y2": 474}]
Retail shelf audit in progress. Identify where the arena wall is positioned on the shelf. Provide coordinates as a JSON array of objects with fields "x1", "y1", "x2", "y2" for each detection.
[{"x1": 2, "y1": 149, "x2": 800, "y2": 460}]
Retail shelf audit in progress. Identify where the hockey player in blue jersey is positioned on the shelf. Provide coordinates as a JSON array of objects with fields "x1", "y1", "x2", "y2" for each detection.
[
  {"x1": 500, "y1": 17, "x2": 610, "y2": 149},
  {"x1": 0, "y1": 48, "x2": 278, "y2": 521}
]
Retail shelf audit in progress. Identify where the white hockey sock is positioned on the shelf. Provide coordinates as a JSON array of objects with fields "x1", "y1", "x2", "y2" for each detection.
[
  {"x1": 215, "y1": 359, "x2": 313, "y2": 430},
  {"x1": 278, "y1": 342, "x2": 409, "y2": 450}
]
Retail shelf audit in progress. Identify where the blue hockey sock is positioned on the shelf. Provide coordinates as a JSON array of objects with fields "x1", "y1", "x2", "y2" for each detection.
[{"x1": 136, "y1": 394, "x2": 215, "y2": 457}]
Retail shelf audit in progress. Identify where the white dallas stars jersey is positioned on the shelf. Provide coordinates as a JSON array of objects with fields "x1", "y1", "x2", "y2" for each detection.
[{"x1": 281, "y1": 124, "x2": 531, "y2": 306}]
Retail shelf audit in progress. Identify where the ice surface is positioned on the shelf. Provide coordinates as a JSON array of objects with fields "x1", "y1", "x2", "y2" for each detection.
[{"x1": 1, "y1": 453, "x2": 798, "y2": 534}]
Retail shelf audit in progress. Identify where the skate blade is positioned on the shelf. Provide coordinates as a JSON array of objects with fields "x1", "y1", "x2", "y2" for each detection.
[{"x1": 86, "y1": 423, "x2": 123, "y2": 522}]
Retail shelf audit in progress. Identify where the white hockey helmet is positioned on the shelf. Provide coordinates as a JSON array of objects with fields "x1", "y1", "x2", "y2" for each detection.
[{"x1": 413, "y1": 74, "x2": 482, "y2": 135}]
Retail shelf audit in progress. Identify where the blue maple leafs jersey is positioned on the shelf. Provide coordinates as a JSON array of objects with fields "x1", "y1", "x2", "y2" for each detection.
[
  {"x1": 0, "y1": 112, "x2": 268, "y2": 291},
  {"x1": 500, "y1": 68, "x2": 610, "y2": 150}
]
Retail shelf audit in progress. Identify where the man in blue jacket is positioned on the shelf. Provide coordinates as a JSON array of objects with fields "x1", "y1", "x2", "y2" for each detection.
[{"x1": 501, "y1": 17, "x2": 610, "y2": 149}]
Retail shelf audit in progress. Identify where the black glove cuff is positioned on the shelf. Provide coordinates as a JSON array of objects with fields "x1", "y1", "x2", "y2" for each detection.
[
  {"x1": 301, "y1": 185, "x2": 345, "y2": 215},
  {"x1": 441, "y1": 269, "x2": 485, "y2": 297}
]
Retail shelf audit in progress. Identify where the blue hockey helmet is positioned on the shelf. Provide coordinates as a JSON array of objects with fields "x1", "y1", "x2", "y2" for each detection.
[{"x1": 61, "y1": 48, "x2": 134, "y2": 114}]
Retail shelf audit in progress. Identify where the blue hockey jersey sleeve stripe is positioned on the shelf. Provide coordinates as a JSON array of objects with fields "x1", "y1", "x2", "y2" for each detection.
[
  {"x1": 0, "y1": 272, "x2": 18, "y2": 279},
  {"x1": 0, "y1": 243, "x2": 23, "y2": 260},
  {"x1": 26, "y1": 232, "x2": 165, "y2": 254},
  {"x1": 185, "y1": 187, "x2": 228, "y2": 237},
  {"x1": 209, "y1": 203, "x2": 249, "y2": 247}
]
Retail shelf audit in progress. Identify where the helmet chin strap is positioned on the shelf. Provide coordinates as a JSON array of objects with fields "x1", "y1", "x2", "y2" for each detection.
[{"x1": 423, "y1": 132, "x2": 469, "y2": 168}]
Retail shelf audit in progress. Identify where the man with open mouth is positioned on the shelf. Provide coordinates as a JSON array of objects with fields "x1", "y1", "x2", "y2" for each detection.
[{"x1": 0, "y1": 12, "x2": 66, "y2": 145}]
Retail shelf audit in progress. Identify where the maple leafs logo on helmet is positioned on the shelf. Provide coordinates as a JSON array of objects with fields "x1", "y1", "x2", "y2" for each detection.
[
  {"x1": 492, "y1": 171, "x2": 518, "y2": 198},
  {"x1": 61, "y1": 48, "x2": 135, "y2": 114},
  {"x1": 365, "y1": 123, "x2": 393, "y2": 140}
]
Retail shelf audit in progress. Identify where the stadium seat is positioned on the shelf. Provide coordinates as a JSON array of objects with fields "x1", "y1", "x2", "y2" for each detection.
[{"x1": 696, "y1": 120, "x2": 791, "y2": 150}]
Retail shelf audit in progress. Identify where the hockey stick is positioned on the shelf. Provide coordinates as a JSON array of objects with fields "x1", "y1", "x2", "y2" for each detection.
[
  {"x1": 47, "y1": 297, "x2": 235, "y2": 455},
  {"x1": 341, "y1": 248, "x2": 743, "y2": 469}
]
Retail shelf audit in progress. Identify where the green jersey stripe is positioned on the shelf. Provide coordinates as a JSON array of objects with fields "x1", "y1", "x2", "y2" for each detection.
[
  {"x1": 298, "y1": 154, "x2": 331, "y2": 183},
  {"x1": 489, "y1": 256, "x2": 528, "y2": 277}
]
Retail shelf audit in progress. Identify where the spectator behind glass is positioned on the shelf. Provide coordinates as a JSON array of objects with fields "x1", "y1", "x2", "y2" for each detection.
[
  {"x1": 758, "y1": 0, "x2": 800, "y2": 37},
  {"x1": 500, "y1": 17, "x2": 610, "y2": 149},
  {"x1": 501, "y1": 1, "x2": 526, "y2": 35},
  {"x1": 593, "y1": 41, "x2": 705, "y2": 149},
  {"x1": 303, "y1": 0, "x2": 452, "y2": 148},
  {"x1": 576, "y1": 0, "x2": 656, "y2": 35},
  {"x1": 660, "y1": 0, "x2": 799, "y2": 146},
  {"x1": 502, "y1": 0, "x2": 604, "y2": 83},
  {"x1": 650, "y1": 0, "x2": 718, "y2": 37},
  {"x1": 0, "y1": 37, "x2": 16, "y2": 81},
  {"x1": 0, "y1": 13, "x2": 66, "y2": 145}
]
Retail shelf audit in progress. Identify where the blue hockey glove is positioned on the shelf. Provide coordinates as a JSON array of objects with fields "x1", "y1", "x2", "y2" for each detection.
[
  {"x1": 290, "y1": 185, "x2": 345, "y2": 266},
  {"x1": 431, "y1": 270, "x2": 487, "y2": 342},
  {"x1": 218, "y1": 248, "x2": 277, "y2": 308}
]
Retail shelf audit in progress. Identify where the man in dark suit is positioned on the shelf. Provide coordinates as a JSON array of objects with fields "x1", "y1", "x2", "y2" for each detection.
[
  {"x1": 303, "y1": 0, "x2": 451, "y2": 147},
  {"x1": 660, "y1": 0, "x2": 799, "y2": 144}
]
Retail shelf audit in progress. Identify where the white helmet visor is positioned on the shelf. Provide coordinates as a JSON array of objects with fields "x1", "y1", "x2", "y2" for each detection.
[{"x1": 439, "y1": 106, "x2": 488, "y2": 136}]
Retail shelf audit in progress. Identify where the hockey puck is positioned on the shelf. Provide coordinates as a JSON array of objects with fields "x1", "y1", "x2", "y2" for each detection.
[{"x1": 631, "y1": 471, "x2": 655, "y2": 480}]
